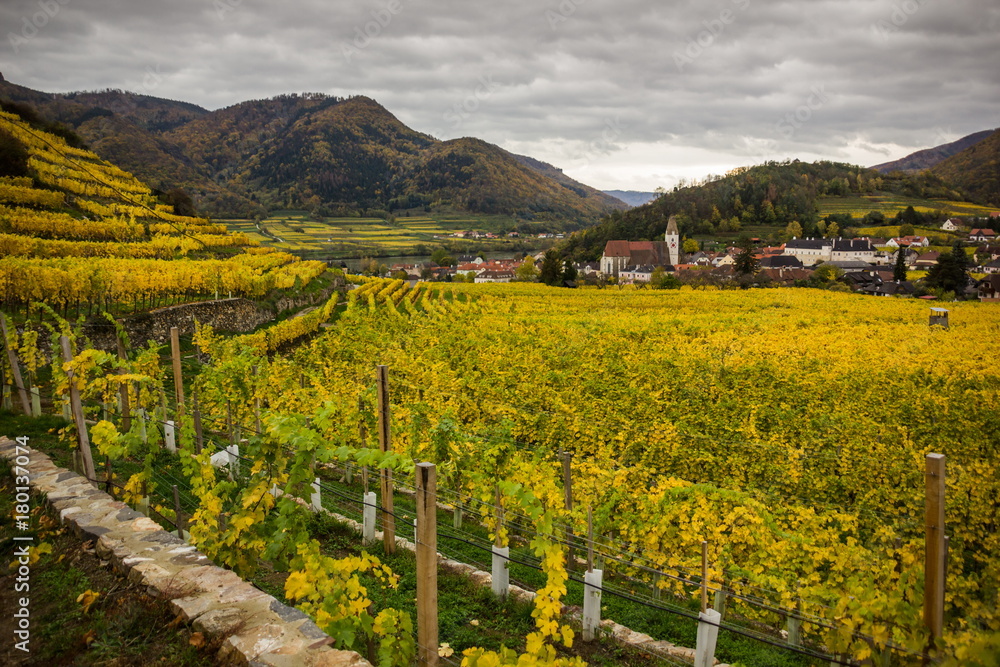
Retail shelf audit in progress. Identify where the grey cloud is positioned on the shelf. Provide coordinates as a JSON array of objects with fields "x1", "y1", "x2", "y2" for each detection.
[{"x1": 1, "y1": 0, "x2": 997, "y2": 189}]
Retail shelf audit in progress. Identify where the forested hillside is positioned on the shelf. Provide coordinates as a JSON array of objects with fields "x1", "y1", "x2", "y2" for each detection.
[
  {"x1": 0, "y1": 80, "x2": 624, "y2": 224},
  {"x1": 561, "y1": 160, "x2": 977, "y2": 261},
  {"x1": 872, "y1": 129, "x2": 995, "y2": 174},
  {"x1": 929, "y1": 129, "x2": 1000, "y2": 207}
]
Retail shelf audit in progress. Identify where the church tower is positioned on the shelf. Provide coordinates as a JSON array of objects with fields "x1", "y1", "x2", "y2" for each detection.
[{"x1": 665, "y1": 215, "x2": 680, "y2": 266}]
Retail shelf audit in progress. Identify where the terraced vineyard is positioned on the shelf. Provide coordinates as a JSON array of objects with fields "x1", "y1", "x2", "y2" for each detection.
[
  {"x1": 221, "y1": 210, "x2": 543, "y2": 257},
  {"x1": 817, "y1": 193, "x2": 998, "y2": 220}
]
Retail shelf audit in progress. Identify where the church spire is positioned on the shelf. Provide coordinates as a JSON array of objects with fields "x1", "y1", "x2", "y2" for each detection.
[{"x1": 665, "y1": 215, "x2": 679, "y2": 265}]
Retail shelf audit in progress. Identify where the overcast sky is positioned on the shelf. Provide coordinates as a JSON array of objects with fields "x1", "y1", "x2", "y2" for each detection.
[{"x1": 3, "y1": 0, "x2": 999, "y2": 191}]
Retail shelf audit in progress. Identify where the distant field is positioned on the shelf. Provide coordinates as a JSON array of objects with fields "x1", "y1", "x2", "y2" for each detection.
[
  {"x1": 817, "y1": 193, "x2": 999, "y2": 219},
  {"x1": 219, "y1": 210, "x2": 549, "y2": 257}
]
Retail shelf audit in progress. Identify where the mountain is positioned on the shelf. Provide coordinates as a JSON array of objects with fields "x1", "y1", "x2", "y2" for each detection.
[
  {"x1": 603, "y1": 190, "x2": 658, "y2": 207},
  {"x1": 872, "y1": 129, "x2": 995, "y2": 174},
  {"x1": 0, "y1": 79, "x2": 625, "y2": 224},
  {"x1": 928, "y1": 129, "x2": 1000, "y2": 207},
  {"x1": 0, "y1": 79, "x2": 261, "y2": 216}
]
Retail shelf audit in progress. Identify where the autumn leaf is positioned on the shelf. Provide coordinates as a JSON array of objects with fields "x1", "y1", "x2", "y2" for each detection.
[{"x1": 77, "y1": 589, "x2": 101, "y2": 614}]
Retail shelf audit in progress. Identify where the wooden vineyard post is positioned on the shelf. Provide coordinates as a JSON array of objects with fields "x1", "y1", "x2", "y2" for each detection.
[
  {"x1": 694, "y1": 541, "x2": 721, "y2": 667},
  {"x1": 416, "y1": 462, "x2": 438, "y2": 667},
  {"x1": 192, "y1": 386, "x2": 204, "y2": 454},
  {"x1": 252, "y1": 365, "x2": 262, "y2": 435},
  {"x1": 924, "y1": 453, "x2": 946, "y2": 649},
  {"x1": 0, "y1": 313, "x2": 32, "y2": 416},
  {"x1": 172, "y1": 485, "x2": 186, "y2": 540},
  {"x1": 377, "y1": 365, "x2": 395, "y2": 554},
  {"x1": 60, "y1": 336, "x2": 96, "y2": 484},
  {"x1": 587, "y1": 506, "x2": 594, "y2": 572},
  {"x1": 170, "y1": 326, "x2": 185, "y2": 417},
  {"x1": 701, "y1": 540, "x2": 709, "y2": 613},
  {"x1": 115, "y1": 320, "x2": 131, "y2": 432},
  {"x1": 562, "y1": 451, "x2": 574, "y2": 570}
]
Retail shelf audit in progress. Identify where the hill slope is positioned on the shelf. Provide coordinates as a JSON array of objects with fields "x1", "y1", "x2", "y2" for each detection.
[
  {"x1": 0, "y1": 80, "x2": 624, "y2": 224},
  {"x1": 559, "y1": 160, "x2": 982, "y2": 261},
  {"x1": 872, "y1": 129, "x2": 995, "y2": 173},
  {"x1": 928, "y1": 129, "x2": 1000, "y2": 207}
]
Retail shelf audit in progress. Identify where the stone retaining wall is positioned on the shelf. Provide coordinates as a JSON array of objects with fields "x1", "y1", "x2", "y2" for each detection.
[
  {"x1": 0, "y1": 437, "x2": 370, "y2": 667},
  {"x1": 24, "y1": 280, "x2": 339, "y2": 355}
]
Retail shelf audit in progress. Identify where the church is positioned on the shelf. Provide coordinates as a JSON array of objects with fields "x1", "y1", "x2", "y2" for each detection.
[{"x1": 599, "y1": 216, "x2": 681, "y2": 277}]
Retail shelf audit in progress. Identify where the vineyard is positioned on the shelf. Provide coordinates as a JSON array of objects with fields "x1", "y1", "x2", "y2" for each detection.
[
  {"x1": 0, "y1": 109, "x2": 327, "y2": 318},
  {"x1": 3, "y1": 102, "x2": 999, "y2": 666},
  {"x1": 5, "y1": 277, "x2": 999, "y2": 666},
  {"x1": 816, "y1": 194, "x2": 998, "y2": 221}
]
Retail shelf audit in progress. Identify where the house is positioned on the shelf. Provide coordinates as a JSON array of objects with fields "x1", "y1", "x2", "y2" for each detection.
[
  {"x1": 889, "y1": 248, "x2": 920, "y2": 267},
  {"x1": 969, "y1": 229, "x2": 998, "y2": 243},
  {"x1": 867, "y1": 281, "x2": 916, "y2": 297},
  {"x1": 983, "y1": 258, "x2": 1000, "y2": 275},
  {"x1": 575, "y1": 262, "x2": 600, "y2": 276},
  {"x1": 760, "y1": 255, "x2": 804, "y2": 269},
  {"x1": 830, "y1": 238, "x2": 876, "y2": 263},
  {"x1": 941, "y1": 218, "x2": 965, "y2": 232},
  {"x1": 978, "y1": 274, "x2": 1000, "y2": 301},
  {"x1": 687, "y1": 251, "x2": 714, "y2": 267},
  {"x1": 619, "y1": 265, "x2": 659, "y2": 283},
  {"x1": 713, "y1": 253, "x2": 736, "y2": 267},
  {"x1": 474, "y1": 269, "x2": 514, "y2": 283},
  {"x1": 977, "y1": 245, "x2": 1000, "y2": 261},
  {"x1": 782, "y1": 238, "x2": 830, "y2": 266},
  {"x1": 758, "y1": 267, "x2": 813, "y2": 285},
  {"x1": 783, "y1": 238, "x2": 875, "y2": 266},
  {"x1": 886, "y1": 236, "x2": 930, "y2": 248},
  {"x1": 914, "y1": 252, "x2": 941, "y2": 269},
  {"x1": 827, "y1": 260, "x2": 873, "y2": 274}
]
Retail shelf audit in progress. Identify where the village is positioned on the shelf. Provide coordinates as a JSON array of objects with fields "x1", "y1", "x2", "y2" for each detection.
[{"x1": 370, "y1": 216, "x2": 1000, "y2": 301}]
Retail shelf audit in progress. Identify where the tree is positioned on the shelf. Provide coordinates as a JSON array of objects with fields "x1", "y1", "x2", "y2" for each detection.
[
  {"x1": 562, "y1": 261, "x2": 578, "y2": 283},
  {"x1": 515, "y1": 256, "x2": 539, "y2": 282},
  {"x1": 683, "y1": 238, "x2": 700, "y2": 254},
  {"x1": 892, "y1": 247, "x2": 908, "y2": 282},
  {"x1": 0, "y1": 128, "x2": 29, "y2": 178},
  {"x1": 650, "y1": 266, "x2": 680, "y2": 289},
  {"x1": 784, "y1": 220, "x2": 803, "y2": 240},
  {"x1": 734, "y1": 237, "x2": 759, "y2": 277},
  {"x1": 826, "y1": 221, "x2": 840, "y2": 238},
  {"x1": 431, "y1": 248, "x2": 455, "y2": 267},
  {"x1": 925, "y1": 242, "x2": 971, "y2": 296},
  {"x1": 813, "y1": 262, "x2": 844, "y2": 282},
  {"x1": 898, "y1": 223, "x2": 915, "y2": 237},
  {"x1": 540, "y1": 250, "x2": 563, "y2": 285}
]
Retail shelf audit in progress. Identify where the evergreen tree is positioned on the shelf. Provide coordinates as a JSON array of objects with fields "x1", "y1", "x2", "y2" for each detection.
[
  {"x1": 734, "y1": 237, "x2": 759, "y2": 277},
  {"x1": 562, "y1": 261, "x2": 578, "y2": 283},
  {"x1": 892, "y1": 248, "x2": 908, "y2": 282},
  {"x1": 540, "y1": 250, "x2": 563, "y2": 285},
  {"x1": 925, "y1": 242, "x2": 971, "y2": 296}
]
